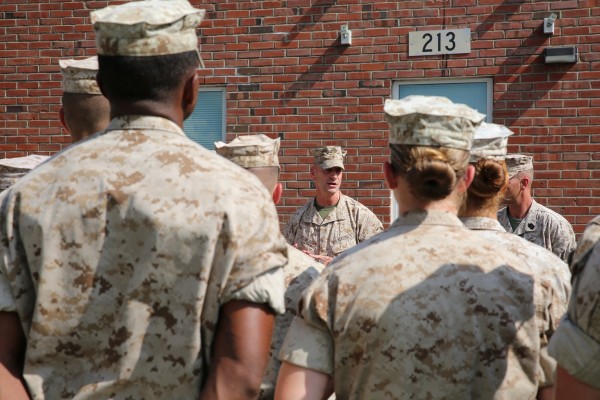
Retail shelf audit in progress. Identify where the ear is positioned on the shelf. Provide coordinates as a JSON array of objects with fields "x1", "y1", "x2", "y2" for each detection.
[
  {"x1": 520, "y1": 175, "x2": 530, "y2": 189},
  {"x1": 58, "y1": 107, "x2": 70, "y2": 134},
  {"x1": 458, "y1": 164, "x2": 475, "y2": 193},
  {"x1": 310, "y1": 166, "x2": 316, "y2": 179},
  {"x1": 272, "y1": 183, "x2": 283, "y2": 204},
  {"x1": 383, "y1": 161, "x2": 397, "y2": 190},
  {"x1": 182, "y1": 72, "x2": 199, "y2": 120}
]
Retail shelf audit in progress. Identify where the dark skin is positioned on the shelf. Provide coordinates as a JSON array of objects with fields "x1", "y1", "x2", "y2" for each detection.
[
  {"x1": 200, "y1": 301, "x2": 276, "y2": 400},
  {"x1": 0, "y1": 312, "x2": 29, "y2": 400}
]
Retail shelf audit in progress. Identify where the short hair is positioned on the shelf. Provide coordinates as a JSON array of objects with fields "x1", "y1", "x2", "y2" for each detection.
[
  {"x1": 62, "y1": 92, "x2": 110, "y2": 142},
  {"x1": 465, "y1": 158, "x2": 509, "y2": 211},
  {"x1": 97, "y1": 51, "x2": 199, "y2": 102},
  {"x1": 246, "y1": 166, "x2": 280, "y2": 193},
  {"x1": 389, "y1": 144, "x2": 469, "y2": 201}
]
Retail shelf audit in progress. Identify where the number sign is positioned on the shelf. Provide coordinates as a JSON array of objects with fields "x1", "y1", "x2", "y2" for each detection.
[{"x1": 409, "y1": 28, "x2": 471, "y2": 56}]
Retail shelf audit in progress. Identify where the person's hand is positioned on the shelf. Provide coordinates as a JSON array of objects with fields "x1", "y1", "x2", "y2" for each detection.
[{"x1": 304, "y1": 252, "x2": 333, "y2": 266}]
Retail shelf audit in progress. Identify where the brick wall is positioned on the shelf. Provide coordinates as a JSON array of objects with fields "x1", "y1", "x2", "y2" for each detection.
[{"x1": 1, "y1": 0, "x2": 598, "y2": 233}]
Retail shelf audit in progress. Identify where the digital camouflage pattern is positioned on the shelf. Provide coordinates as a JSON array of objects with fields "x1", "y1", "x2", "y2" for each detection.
[
  {"x1": 259, "y1": 244, "x2": 324, "y2": 399},
  {"x1": 91, "y1": 0, "x2": 205, "y2": 57},
  {"x1": 59, "y1": 56, "x2": 101, "y2": 95},
  {"x1": 314, "y1": 146, "x2": 346, "y2": 170},
  {"x1": 498, "y1": 200, "x2": 576, "y2": 263},
  {"x1": 461, "y1": 216, "x2": 571, "y2": 387},
  {"x1": 505, "y1": 154, "x2": 534, "y2": 177},
  {"x1": 0, "y1": 115, "x2": 287, "y2": 399},
  {"x1": 280, "y1": 210, "x2": 544, "y2": 400},
  {"x1": 549, "y1": 215, "x2": 600, "y2": 389},
  {"x1": 470, "y1": 122, "x2": 513, "y2": 162},
  {"x1": 283, "y1": 194, "x2": 383, "y2": 260},
  {"x1": 0, "y1": 154, "x2": 50, "y2": 193},
  {"x1": 384, "y1": 96, "x2": 485, "y2": 150},
  {"x1": 215, "y1": 134, "x2": 280, "y2": 168}
]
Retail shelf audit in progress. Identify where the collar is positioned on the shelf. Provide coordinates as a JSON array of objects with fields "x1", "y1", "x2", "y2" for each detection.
[
  {"x1": 390, "y1": 209, "x2": 464, "y2": 229},
  {"x1": 460, "y1": 217, "x2": 505, "y2": 232},
  {"x1": 105, "y1": 115, "x2": 186, "y2": 137}
]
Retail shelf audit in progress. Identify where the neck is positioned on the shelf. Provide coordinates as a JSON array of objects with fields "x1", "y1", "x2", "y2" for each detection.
[
  {"x1": 507, "y1": 194, "x2": 533, "y2": 219},
  {"x1": 110, "y1": 99, "x2": 184, "y2": 128},
  {"x1": 315, "y1": 191, "x2": 340, "y2": 207},
  {"x1": 461, "y1": 202, "x2": 499, "y2": 220},
  {"x1": 395, "y1": 189, "x2": 462, "y2": 215}
]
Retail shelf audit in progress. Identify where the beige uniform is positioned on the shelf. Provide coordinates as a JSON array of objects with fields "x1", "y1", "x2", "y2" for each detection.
[
  {"x1": 280, "y1": 210, "x2": 546, "y2": 400},
  {"x1": 549, "y1": 215, "x2": 600, "y2": 388},
  {"x1": 498, "y1": 200, "x2": 576, "y2": 262},
  {"x1": 461, "y1": 216, "x2": 571, "y2": 387},
  {"x1": 283, "y1": 194, "x2": 383, "y2": 258},
  {"x1": 259, "y1": 245, "x2": 324, "y2": 399},
  {"x1": 0, "y1": 115, "x2": 287, "y2": 399}
]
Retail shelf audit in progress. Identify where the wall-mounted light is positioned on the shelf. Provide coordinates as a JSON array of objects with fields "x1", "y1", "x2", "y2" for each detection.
[
  {"x1": 340, "y1": 25, "x2": 352, "y2": 46},
  {"x1": 544, "y1": 13, "x2": 557, "y2": 35},
  {"x1": 544, "y1": 46, "x2": 578, "y2": 64}
]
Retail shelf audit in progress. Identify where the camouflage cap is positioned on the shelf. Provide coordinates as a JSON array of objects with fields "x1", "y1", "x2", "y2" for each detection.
[
  {"x1": 505, "y1": 154, "x2": 534, "y2": 178},
  {"x1": 470, "y1": 122, "x2": 514, "y2": 162},
  {"x1": 384, "y1": 96, "x2": 485, "y2": 150},
  {"x1": 215, "y1": 134, "x2": 281, "y2": 168},
  {"x1": 59, "y1": 56, "x2": 101, "y2": 95},
  {"x1": 91, "y1": 0, "x2": 205, "y2": 58},
  {"x1": 314, "y1": 146, "x2": 346, "y2": 170}
]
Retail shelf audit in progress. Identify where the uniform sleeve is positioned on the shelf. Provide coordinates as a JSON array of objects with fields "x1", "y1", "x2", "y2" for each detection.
[
  {"x1": 283, "y1": 213, "x2": 299, "y2": 246},
  {"x1": 225, "y1": 267, "x2": 286, "y2": 314},
  {"x1": 550, "y1": 217, "x2": 576, "y2": 263},
  {"x1": 278, "y1": 272, "x2": 334, "y2": 375},
  {"x1": 218, "y1": 181, "x2": 288, "y2": 314},
  {"x1": 548, "y1": 240, "x2": 600, "y2": 389},
  {"x1": 356, "y1": 208, "x2": 383, "y2": 243},
  {"x1": 0, "y1": 268, "x2": 16, "y2": 312}
]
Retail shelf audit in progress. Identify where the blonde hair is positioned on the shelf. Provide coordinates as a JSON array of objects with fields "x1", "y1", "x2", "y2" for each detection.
[
  {"x1": 389, "y1": 144, "x2": 469, "y2": 201},
  {"x1": 465, "y1": 159, "x2": 509, "y2": 211}
]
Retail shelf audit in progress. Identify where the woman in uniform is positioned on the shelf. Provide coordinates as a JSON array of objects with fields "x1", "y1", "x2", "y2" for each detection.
[{"x1": 275, "y1": 96, "x2": 548, "y2": 400}]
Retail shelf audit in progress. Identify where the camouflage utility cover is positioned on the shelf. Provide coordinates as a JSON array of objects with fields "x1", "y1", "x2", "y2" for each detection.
[
  {"x1": 280, "y1": 210, "x2": 544, "y2": 399},
  {"x1": 259, "y1": 245, "x2": 324, "y2": 399},
  {"x1": 59, "y1": 56, "x2": 101, "y2": 95},
  {"x1": 498, "y1": 200, "x2": 576, "y2": 263},
  {"x1": 215, "y1": 134, "x2": 280, "y2": 168},
  {"x1": 384, "y1": 96, "x2": 485, "y2": 150},
  {"x1": 505, "y1": 154, "x2": 534, "y2": 177},
  {"x1": 461, "y1": 216, "x2": 571, "y2": 387},
  {"x1": 0, "y1": 115, "x2": 287, "y2": 399},
  {"x1": 283, "y1": 194, "x2": 383, "y2": 260},
  {"x1": 91, "y1": 0, "x2": 205, "y2": 57},
  {"x1": 470, "y1": 122, "x2": 513, "y2": 162},
  {"x1": 314, "y1": 146, "x2": 346, "y2": 170},
  {"x1": 549, "y1": 215, "x2": 600, "y2": 389}
]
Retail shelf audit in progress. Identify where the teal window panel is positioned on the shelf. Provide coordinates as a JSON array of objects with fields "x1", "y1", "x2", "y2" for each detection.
[
  {"x1": 395, "y1": 80, "x2": 492, "y2": 121},
  {"x1": 183, "y1": 88, "x2": 225, "y2": 149}
]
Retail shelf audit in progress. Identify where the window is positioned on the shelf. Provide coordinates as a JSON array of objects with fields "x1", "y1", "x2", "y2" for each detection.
[
  {"x1": 390, "y1": 78, "x2": 493, "y2": 221},
  {"x1": 183, "y1": 87, "x2": 226, "y2": 150}
]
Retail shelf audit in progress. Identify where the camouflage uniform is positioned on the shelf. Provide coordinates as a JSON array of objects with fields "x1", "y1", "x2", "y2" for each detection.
[
  {"x1": 497, "y1": 200, "x2": 576, "y2": 263},
  {"x1": 283, "y1": 146, "x2": 383, "y2": 259},
  {"x1": 214, "y1": 134, "x2": 325, "y2": 399},
  {"x1": 259, "y1": 245, "x2": 323, "y2": 399},
  {"x1": 0, "y1": 115, "x2": 287, "y2": 399},
  {"x1": 280, "y1": 97, "x2": 544, "y2": 399},
  {"x1": 280, "y1": 210, "x2": 544, "y2": 400},
  {"x1": 0, "y1": 2, "x2": 287, "y2": 398},
  {"x1": 283, "y1": 194, "x2": 383, "y2": 259},
  {"x1": 549, "y1": 216, "x2": 600, "y2": 389},
  {"x1": 461, "y1": 216, "x2": 571, "y2": 387}
]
